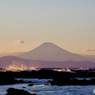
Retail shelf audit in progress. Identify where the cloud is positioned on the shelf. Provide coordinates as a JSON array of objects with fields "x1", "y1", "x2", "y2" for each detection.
[
  {"x1": 0, "y1": 49, "x2": 12, "y2": 57},
  {"x1": 83, "y1": 49, "x2": 95, "y2": 52},
  {"x1": 14, "y1": 40, "x2": 24, "y2": 44},
  {"x1": 0, "y1": 50, "x2": 8, "y2": 54}
]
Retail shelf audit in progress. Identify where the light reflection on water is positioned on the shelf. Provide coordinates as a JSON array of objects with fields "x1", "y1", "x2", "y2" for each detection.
[{"x1": 0, "y1": 78, "x2": 95, "y2": 95}]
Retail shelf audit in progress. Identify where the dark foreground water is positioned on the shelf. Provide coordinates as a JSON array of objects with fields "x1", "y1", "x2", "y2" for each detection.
[{"x1": 0, "y1": 78, "x2": 95, "y2": 95}]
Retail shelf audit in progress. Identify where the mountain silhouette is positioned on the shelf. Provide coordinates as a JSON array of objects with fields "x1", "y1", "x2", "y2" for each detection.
[
  {"x1": 0, "y1": 56, "x2": 95, "y2": 68},
  {"x1": 0, "y1": 56, "x2": 43, "y2": 68},
  {"x1": 19, "y1": 42, "x2": 87, "y2": 61},
  {"x1": 1, "y1": 42, "x2": 94, "y2": 69}
]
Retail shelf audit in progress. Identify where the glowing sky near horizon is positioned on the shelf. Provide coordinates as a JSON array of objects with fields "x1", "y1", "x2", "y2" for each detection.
[{"x1": 0, "y1": 0, "x2": 95, "y2": 55}]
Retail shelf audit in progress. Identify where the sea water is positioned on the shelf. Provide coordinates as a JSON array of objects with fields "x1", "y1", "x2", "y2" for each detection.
[{"x1": 0, "y1": 78, "x2": 95, "y2": 95}]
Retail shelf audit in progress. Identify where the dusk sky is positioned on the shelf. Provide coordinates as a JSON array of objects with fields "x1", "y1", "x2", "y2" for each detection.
[{"x1": 0, "y1": 0, "x2": 95, "y2": 55}]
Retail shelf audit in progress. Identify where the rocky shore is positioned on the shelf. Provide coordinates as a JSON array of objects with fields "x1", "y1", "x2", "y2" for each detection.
[
  {"x1": 0, "y1": 70, "x2": 95, "y2": 86},
  {"x1": 6, "y1": 88, "x2": 36, "y2": 95}
]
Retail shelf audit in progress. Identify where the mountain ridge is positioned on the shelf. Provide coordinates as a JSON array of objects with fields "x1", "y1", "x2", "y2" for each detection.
[
  {"x1": 0, "y1": 42, "x2": 94, "y2": 68},
  {"x1": 0, "y1": 56, "x2": 95, "y2": 68}
]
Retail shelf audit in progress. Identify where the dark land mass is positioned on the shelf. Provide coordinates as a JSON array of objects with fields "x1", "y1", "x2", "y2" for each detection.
[
  {"x1": 0, "y1": 75, "x2": 23, "y2": 85},
  {"x1": 1, "y1": 70, "x2": 95, "y2": 85},
  {"x1": 6, "y1": 88, "x2": 36, "y2": 95},
  {"x1": 51, "y1": 78, "x2": 95, "y2": 85}
]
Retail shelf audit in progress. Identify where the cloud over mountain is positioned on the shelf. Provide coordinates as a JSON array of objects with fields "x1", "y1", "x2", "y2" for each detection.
[
  {"x1": 14, "y1": 40, "x2": 24, "y2": 44},
  {"x1": 83, "y1": 49, "x2": 95, "y2": 52}
]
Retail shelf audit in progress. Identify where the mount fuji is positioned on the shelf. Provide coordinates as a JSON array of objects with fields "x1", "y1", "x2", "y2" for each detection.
[
  {"x1": 0, "y1": 42, "x2": 95, "y2": 68},
  {"x1": 19, "y1": 42, "x2": 87, "y2": 61}
]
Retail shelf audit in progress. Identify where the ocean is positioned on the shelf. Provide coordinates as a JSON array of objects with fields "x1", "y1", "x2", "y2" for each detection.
[{"x1": 0, "y1": 78, "x2": 95, "y2": 95}]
